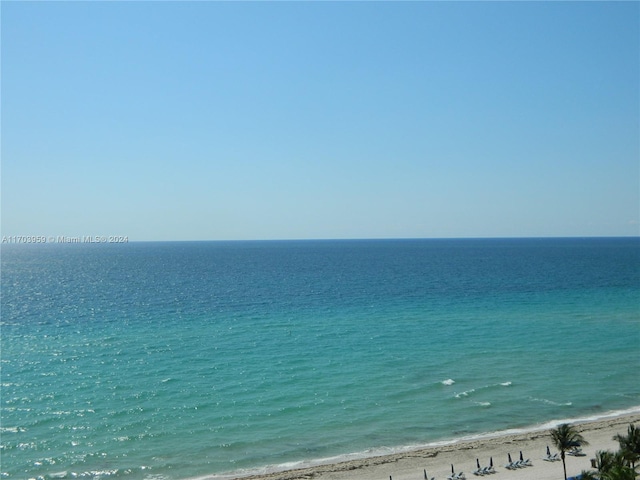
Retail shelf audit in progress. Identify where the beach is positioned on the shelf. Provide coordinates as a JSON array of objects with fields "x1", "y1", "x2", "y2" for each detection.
[{"x1": 235, "y1": 412, "x2": 640, "y2": 480}]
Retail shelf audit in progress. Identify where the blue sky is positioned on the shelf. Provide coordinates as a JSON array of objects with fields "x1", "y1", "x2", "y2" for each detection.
[{"x1": 2, "y1": 1, "x2": 638, "y2": 241}]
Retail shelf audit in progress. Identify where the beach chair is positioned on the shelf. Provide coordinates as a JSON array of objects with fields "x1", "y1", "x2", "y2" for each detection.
[
  {"x1": 484, "y1": 457, "x2": 496, "y2": 474},
  {"x1": 505, "y1": 453, "x2": 518, "y2": 469},
  {"x1": 481, "y1": 465, "x2": 495, "y2": 474},
  {"x1": 472, "y1": 459, "x2": 484, "y2": 476},
  {"x1": 543, "y1": 446, "x2": 561, "y2": 462},
  {"x1": 448, "y1": 464, "x2": 465, "y2": 480},
  {"x1": 567, "y1": 447, "x2": 585, "y2": 456},
  {"x1": 517, "y1": 451, "x2": 532, "y2": 467}
]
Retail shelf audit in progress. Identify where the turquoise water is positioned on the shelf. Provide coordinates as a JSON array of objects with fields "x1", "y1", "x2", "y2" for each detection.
[{"x1": 2, "y1": 238, "x2": 639, "y2": 480}]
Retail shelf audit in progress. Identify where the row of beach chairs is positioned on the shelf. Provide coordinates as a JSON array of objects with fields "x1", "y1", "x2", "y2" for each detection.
[
  {"x1": 395, "y1": 449, "x2": 544, "y2": 480},
  {"x1": 472, "y1": 466, "x2": 495, "y2": 476},
  {"x1": 471, "y1": 457, "x2": 495, "y2": 476},
  {"x1": 505, "y1": 451, "x2": 533, "y2": 470}
]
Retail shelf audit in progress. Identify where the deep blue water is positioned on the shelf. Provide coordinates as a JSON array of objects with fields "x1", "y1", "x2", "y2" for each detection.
[{"x1": 2, "y1": 238, "x2": 639, "y2": 480}]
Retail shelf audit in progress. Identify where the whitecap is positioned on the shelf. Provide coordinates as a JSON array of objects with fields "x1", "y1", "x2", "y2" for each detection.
[
  {"x1": 455, "y1": 389, "x2": 475, "y2": 398},
  {"x1": 500, "y1": 381, "x2": 512, "y2": 386},
  {"x1": 441, "y1": 379, "x2": 455, "y2": 386},
  {"x1": 49, "y1": 472, "x2": 68, "y2": 479},
  {"x1": 530, "y1": 397, "x2": 572, "y2": 407}
]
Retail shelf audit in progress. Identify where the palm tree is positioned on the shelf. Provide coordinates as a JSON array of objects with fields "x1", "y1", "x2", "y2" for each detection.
[
  {"x1": 580, "y1": 464, "x2": 638, "y2": 480},
  {"x1": 596, "y1": 449, "x2": 619, "y2": 476},
  {"x1": 614, "y1": 424, "x2": 640, "y2": 470},
  {"x1": 578, "y1": 470, "x2": 599, "y2": 480},
  {"x1": 550, "y1": 423, "x2": 590, "y2": 480},
  {"x1": 591, "y1": 450, "x2": 639, "y2": 480},
  {"x1": 601, "y1": 464, "x2": 638, "y2": 480}
]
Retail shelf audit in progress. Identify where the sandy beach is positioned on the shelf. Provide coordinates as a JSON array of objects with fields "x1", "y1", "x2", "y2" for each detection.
[{"x1": 236, "y1": 412, "x2": 640, "y2": 480}]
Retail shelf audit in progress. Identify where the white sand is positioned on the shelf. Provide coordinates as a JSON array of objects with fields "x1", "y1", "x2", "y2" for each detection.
[{"x1": 236, "y1": 412, "x2": 640, "y2": 480}]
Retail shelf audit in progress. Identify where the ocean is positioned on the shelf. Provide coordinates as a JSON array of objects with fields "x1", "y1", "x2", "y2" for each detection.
[{"x1": 1, "y1": 238, "x2": 639, "y2": 480}]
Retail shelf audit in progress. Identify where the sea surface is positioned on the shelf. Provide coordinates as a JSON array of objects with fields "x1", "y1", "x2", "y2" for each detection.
[{"x1": 2, "y1": 238, "x2": 639, "y2": 480}]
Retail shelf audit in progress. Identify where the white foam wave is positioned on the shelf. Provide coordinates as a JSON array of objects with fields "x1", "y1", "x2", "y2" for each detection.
[
  {"x1": 530, "y1": 397, "x2": 573, "y2": 407},
  {"x1": 0, "y1": 427, "x2": 22, "y2": 433},
  {"x1": 532, "y1": 406, "x2": 640, "y2": 431},
  {"x1": 453, "y1": 381, "x2": 512, "y2": 399},
  {"x1": 48, "y1": 472, "x2": 68, "y2": 479},
  {"x1": 35, "y1": 468, "x2": 126, "y2": 479},
  {"x1": 441, "y1": 379, "x2": 455, "y2": 385},
  {"x1": 455, "y1": 389, "x2": 475, "y2": 398}
]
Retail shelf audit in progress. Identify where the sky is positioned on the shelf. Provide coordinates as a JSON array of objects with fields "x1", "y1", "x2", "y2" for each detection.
[{"x1": 2, "y1": 1, "x2": 639, "y2": 241}]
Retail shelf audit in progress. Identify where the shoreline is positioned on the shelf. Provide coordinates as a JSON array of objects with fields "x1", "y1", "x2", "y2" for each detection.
[{"x1": 201, "y1": 408, "x2": 640, "y2": 480}]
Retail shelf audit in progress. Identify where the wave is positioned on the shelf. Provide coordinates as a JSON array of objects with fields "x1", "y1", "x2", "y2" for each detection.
[
  {"x1": 455, "y1": 389, "x2": 475, "y2": 398},
  {"x1": 0, "y1": 426, "x2": 26, "y2": 433},
  {"x1": 454, "y1": 381, "x2": 512, "y2": 399},
  {"x1": 12, "y1": 469, "x2": 121, "y2": 480},
  {"x1": 529, "y1": 397, "x2": 573, "y2": 407},
  {"x1": 530, "y1": 405, "x2": 640, "y2": 431}
]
